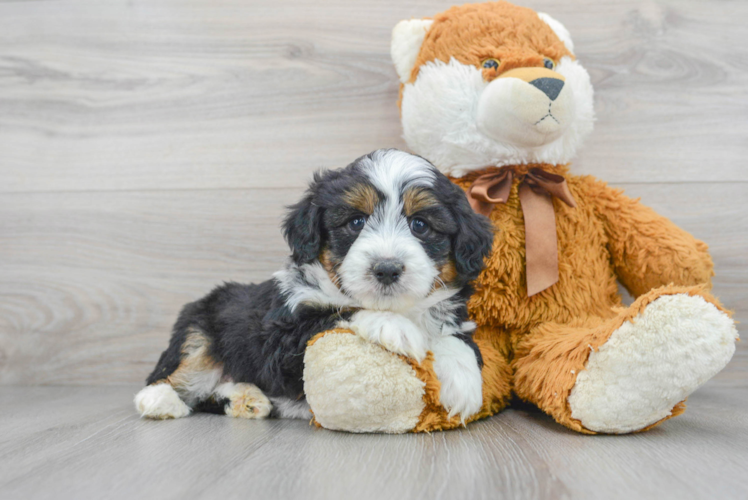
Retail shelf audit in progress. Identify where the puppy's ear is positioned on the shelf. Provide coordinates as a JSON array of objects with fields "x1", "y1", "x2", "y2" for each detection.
[
  {"x1": 450, "y1": 186, "x2": 494, "y2": 282},
  {"x1": 283, "y1": 177, "x2": 324, "y2": 265}
]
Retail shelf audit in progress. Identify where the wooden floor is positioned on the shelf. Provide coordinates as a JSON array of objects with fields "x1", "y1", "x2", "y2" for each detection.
[
  {"x1": 1, "y1": 372, "x2": 747, "y2": 500},
  {"x1": 2, "y1": 0, "x2": 748, "y2": 498}
]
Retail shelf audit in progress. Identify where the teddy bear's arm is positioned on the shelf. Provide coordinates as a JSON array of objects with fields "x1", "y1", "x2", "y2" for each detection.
[{"x1": 582, "y1": 177, "x2": 713, "y2": 297}]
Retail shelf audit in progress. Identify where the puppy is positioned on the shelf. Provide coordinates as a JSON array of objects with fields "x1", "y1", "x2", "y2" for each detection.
[{"x1": 134, "y1": 149, "x2": 494, "y2": 422}]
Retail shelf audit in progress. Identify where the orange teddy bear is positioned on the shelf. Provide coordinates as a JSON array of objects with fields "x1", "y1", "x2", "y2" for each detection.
[{"x1": 302, "y1": 1, "x2": 738, "y2": 434}]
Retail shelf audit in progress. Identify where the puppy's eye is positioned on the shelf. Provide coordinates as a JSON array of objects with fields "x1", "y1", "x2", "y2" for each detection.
[
  {"x1": 481, "y1": 58, "x2": 500, "y2": 70},
  {"x1": 348, "y1": 216, "x2": 366, "y2": 232},
  {"x1": 543, "y1": 58, "x2": 556, "y2": 70},
  {"x1": 410, "y1": 217, "x2": 429, "y2": 235}
]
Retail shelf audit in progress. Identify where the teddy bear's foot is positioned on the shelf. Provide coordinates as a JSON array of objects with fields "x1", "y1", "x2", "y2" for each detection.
[
  {"x1": 304, "y1": 331, "x2": 426, "y2": 433},
  {"x1": 568, "y1": 293, "x2": 738, "y2": 433}
]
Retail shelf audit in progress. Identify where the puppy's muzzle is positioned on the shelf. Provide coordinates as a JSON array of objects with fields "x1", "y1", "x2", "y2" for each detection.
[{"x1": 371, "y1": 259, "x2": 405, "y2": 286}]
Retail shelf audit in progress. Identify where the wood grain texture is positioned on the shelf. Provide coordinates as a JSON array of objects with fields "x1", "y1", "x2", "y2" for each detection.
[
  {"x1": 0, "y1": 0, "x2": 747, "y2": 193},
  {"x1": 1, "y1": 0, "x2": 747, "y2": 387},
  {"x1": 0, "y1": 183, "x2": 746, "y2": 385},
  {"x1": 0, "y1": 380, "x2": 746, "y2": 500}
]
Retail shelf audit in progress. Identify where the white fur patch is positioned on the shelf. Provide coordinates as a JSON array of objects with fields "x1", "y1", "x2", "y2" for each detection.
[
  {"x1": 359, "y1": 149, "x2": 435, "y2": 199},
  {"x1": 431, "y1": 335, "x2": 483, "y2": 421},
  {"x1": 304, "y1": 333, "x2": 425, "y2": 433},
  {"x1": 134, "y1": 384, "x2": 191, "y2": 420},
  {"x1": 274, "y1": 260, "x2": 358, "y2": 312},
  {"x1": 270, "y1": 397, "x2": 312, "y2": 419},
  {"x1": 391, "y1": 19, "x2": 433, "y2": 83},
  {"x1": 174, "y1": 367, "x2": 223, "y2": 407},
  {"x1": 348, "y1": 310, "x2": 429, "y2": 361},
  {"x1": 400, "y1": 57, "x2": 594, "y2": 176},
  {"x1": 568, "y1": 294, "x2": 738, "y2": 433}
]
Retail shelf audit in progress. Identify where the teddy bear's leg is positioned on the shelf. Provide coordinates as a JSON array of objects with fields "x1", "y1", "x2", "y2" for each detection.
[
  {"x1": 513, "y1": 286, "x2": 738, "y2": 434},
  {"x1": 303, "y1": 329, "x2": 512, "y2": 433},
  {"x1": 303, "y1": 330, "x2": 427, "y2": 433}
]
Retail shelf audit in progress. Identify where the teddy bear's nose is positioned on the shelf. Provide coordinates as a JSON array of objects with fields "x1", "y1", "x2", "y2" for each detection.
[{"x1": 530, "y1": 77, "x2": 564, "y2": 101}]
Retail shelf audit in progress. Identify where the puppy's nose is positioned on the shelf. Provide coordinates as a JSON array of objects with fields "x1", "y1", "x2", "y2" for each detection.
[
  {"x1": 372, "y1": 260, "x2": 404, "y2": 286},
  {"x1": 529, "y1": 78, "x2": 564, "y2": 101}
]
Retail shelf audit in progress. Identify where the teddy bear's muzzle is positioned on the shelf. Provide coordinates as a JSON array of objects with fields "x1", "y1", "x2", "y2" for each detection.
[{"x1": 476, "y1": 67, "x2": 575, "y2": 148}]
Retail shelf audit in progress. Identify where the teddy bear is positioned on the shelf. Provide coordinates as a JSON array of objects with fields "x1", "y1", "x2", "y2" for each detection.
[{"x1": 301, "y1": 1, "x2": 739, "y2": 434}]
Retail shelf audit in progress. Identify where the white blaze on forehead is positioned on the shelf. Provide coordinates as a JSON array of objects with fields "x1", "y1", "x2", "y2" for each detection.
[{"x1": 359, "y1": 149, "x2": 435, "y2": 202}]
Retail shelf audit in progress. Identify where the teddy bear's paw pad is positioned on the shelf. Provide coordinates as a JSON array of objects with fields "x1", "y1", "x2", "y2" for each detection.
[
  {"x1": 222, "y1": 383, "x2": 272, "y2": 419},
  {"x1": 134, "y1": 384, "x2": 192, "y2": 420},
  {"x1": 304, "y1": 333, "x2": 425, "y2": 433},
  {"x1": 568, "y1": 294, "x2": 738, "y2": 433}
]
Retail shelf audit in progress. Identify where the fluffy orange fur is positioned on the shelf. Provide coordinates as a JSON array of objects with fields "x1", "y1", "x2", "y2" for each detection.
[
  {"x1": 446, "y1": 166, "x2": 716, "y2": 432},
  {"x1": 409, "y1": 2, "x2": 572, "y2": 84}
]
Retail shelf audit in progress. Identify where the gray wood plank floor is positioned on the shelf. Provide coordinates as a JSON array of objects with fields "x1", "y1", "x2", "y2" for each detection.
[{"x1": 1, "y1": 374, "x2": 747, "y2": 500}]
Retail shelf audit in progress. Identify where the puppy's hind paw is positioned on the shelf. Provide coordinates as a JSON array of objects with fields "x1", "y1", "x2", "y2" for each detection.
[
  {"x1": 217, "y1": 383, "x2": 272, "y2": 419},
  {"x1": 135, "y1": 384, "x2": 192, "y2": 419}
]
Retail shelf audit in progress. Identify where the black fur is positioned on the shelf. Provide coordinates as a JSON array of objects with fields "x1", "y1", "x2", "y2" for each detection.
[
  {"x1": 283, "y1": 163, "x2": 379, "y2": 268},
  {"x1": 283, "y1": 190, "x2": 324, "y2": 266},
  {"x1": 194, "y1": 395, "x2": 231, "y2": 415},
  {"x1": 146, "y1": 280, "x2": 353, "y2": 400},
  {"x1": 431, "y1": 173, "x2": 495, "y2": 284}
]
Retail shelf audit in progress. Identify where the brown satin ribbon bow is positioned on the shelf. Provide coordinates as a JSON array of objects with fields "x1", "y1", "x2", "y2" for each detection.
[{"x1": 467, "y1": 167, "x2": 577, "y2": 297}]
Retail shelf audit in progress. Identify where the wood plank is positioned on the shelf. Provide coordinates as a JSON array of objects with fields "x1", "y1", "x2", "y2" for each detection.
[
  {"x1": 0, "y1": 183, "x2": 746, "y2": 385},
  {"x1": 0, "y1": 383, "x2": 746, "y2": 500},
  {"x1": 1, "y1": 0, "x2": 747, "y2": 194}
]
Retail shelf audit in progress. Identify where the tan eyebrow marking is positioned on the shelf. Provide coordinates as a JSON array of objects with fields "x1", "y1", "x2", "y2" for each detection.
[
  {"x1": 403, "y1": 187, "x2": 439, "y2": 217},
  {"x1": 342, "y1": 183, "x2": 380, "y2": 215}
]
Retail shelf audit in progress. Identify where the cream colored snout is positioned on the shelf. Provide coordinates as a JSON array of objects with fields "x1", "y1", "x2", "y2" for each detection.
[{"x1": 476, "y1": 67, "x2": 575, "y2": 148}]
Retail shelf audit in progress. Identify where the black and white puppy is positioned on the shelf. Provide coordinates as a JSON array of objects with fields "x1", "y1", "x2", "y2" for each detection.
[{"x1": 134, "y1": 149, "x2": 494, "y2": 422}]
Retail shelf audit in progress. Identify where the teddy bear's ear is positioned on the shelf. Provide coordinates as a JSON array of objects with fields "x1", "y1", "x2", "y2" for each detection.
[
  {"x1": 537, "y1": 12, "x2": 574, "y2": 55},
  {"x1": 391, "y1": 19, "x2": 434, "y2": 84}
]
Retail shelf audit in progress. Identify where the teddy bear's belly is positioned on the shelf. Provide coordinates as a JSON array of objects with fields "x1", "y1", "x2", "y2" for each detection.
[{"x1": 467, "y1": 200, "x2": 621, "y2": 335}]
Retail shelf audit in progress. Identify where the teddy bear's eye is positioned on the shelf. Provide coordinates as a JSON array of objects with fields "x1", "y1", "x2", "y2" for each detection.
[
  {"x1": 481, "y1": 58, "x2": 500, "y2": 70},
  {"x1": 543, "y1": 58, "x2": 556, "y2": 70}
]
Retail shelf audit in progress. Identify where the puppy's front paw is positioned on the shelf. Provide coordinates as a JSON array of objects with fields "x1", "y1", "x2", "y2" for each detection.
[
  {"x1": 349, "y1": 310, "x2": 427, "y2": 361},
  {"x1": 216, "y1": 382, "x2": 272, "y2": 419},
  {"x1": 432, "y1": 336, "x2": 483, "y2": 422}
]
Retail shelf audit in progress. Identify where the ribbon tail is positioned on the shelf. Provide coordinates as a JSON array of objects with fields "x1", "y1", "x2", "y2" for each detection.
[{"x1": 519, "y1": 183, "x2": 560, "y2": 297}]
